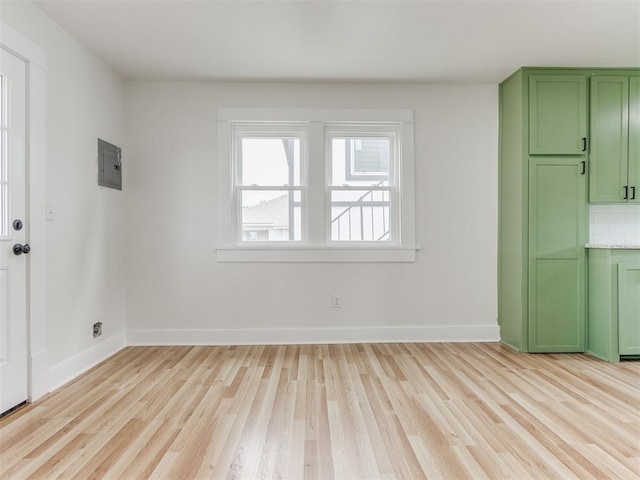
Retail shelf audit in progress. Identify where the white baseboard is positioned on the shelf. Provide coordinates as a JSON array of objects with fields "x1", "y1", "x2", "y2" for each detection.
[
  {"x1": 43, "y1": 326, "x2": 498, "y2": 393},
  {"x1": 29, "y1": 349, "x2": 49, "y2": 402},
  {"x1": 127, "y1": 325, "x2": 500, "y2": 346},
  {"x1": 48, "y1": 332, "x2": 127, "y2": 392}
]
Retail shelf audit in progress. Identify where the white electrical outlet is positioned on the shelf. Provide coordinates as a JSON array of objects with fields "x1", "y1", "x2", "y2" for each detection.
[
  {"x1": 46, "y1": 205, "x2": 55, "y2": 221},
  {"x1": 331, "y1": 294, "x2": 341, "y2": 308}
]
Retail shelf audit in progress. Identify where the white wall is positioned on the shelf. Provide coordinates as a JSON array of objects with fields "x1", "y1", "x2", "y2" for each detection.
[
  {"x1": 124, "y1": 82, "x2": 499, "y2": 343},
  {"x1": 0, "y1": 2, "x2": 127, "y2": 385}
]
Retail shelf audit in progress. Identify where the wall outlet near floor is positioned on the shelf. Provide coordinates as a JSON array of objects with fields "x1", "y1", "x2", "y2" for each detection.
[
  {"x1": 46, "y1": 205, "x2": 55, "y2": 221},
  {"x1": 93, "y1": 322, "x2": 102, "y2": 338},
  {"x1": 331, "y1": 294, "x2": 341, "y2": 308}
]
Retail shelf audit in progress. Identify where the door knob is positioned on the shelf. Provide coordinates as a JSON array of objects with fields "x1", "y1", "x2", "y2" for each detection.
[{"x1": 13, "y1": 243, "x2": 30, "y2": 255}]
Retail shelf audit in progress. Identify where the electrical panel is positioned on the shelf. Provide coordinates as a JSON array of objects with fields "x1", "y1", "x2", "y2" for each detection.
[{"x1": 98, "y1": 138, "x2": 122, "y2": 190}]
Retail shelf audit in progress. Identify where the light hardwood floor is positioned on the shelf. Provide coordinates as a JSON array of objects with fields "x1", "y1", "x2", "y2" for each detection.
[{"x1": 0, "y1": 343, "x2": 638, "y2": 479}]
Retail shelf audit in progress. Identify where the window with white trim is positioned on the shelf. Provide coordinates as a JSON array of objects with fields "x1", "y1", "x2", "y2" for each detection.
[
  {"x1": 327, "y1": 125, "x2": 397, "y2": 243},
  {"x1": 217, "y1": 109, "x2": 416, "y2": 262},
  {"x1": 234, "y1": 125, "x2": 305, "y2": 242}
]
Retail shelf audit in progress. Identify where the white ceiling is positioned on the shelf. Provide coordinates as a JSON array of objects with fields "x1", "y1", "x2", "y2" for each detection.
[{"x1": 32, "y1": 0, "x2": 640, "y2": 83}]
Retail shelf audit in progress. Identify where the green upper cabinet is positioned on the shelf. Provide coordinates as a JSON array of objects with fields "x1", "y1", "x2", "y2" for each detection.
[
  {"x1": 529, "y1": 75, "x2": 588, "y2": 155},
  {"x1": 629, "y1": 77, "x2": 640, "y2": 203},
  {"x1": 589, "y1": 75, "x2": 640, "y2": 203}
]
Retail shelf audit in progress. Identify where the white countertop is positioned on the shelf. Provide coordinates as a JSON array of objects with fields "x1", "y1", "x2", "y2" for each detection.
[{"x1": 585, "y1": 244, "x2": 640, "y2": 249}]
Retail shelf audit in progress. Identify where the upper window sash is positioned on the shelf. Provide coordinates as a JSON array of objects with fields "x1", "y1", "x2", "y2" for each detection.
[
  {"x1": 325, "y1": 125, "x2": 398, "y2": 185},
  {"x1": 232, "y1": 123, "x2": 307, "y2": 186}
]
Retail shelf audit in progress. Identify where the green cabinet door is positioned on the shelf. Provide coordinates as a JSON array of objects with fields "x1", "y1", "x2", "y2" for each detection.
[
  {"x1": 528, "y1": 158, "x2": 586, "y2": 352},
  {"x1": 629, "y1": 77, "x2": 640, "y2": 203},
  {"x1": 529, "y1": 75, "x2": 588, "y2": 155},
  {"x1": 589, "y1": 76, "x2": 630, "y2": 202},
  {"x1": 618, "y1": 263, "x2": 640, "y2": 355}
]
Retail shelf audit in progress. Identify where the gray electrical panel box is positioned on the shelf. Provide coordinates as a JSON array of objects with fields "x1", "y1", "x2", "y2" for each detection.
[{"x1": 98, "y1": 138, "x2": 122, "y2": 190}]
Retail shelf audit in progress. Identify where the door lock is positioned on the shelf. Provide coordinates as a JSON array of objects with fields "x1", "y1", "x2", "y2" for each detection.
[{"x1": 13, "y1": 243, "x2": 31, "y2": 255}]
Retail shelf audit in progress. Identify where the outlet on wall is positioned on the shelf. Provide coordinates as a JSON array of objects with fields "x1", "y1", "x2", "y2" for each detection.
[
  {"x1": 93, "y1": 322, "x2": 102, "y2": 338},
  {"x1": 331, "y1": 294, "x2": 341, "y2": 308}
]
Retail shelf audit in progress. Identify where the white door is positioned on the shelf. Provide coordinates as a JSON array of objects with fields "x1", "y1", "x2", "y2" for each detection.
[{"x1": 0, "y1": 48, "x2": 28, "y2": 414}]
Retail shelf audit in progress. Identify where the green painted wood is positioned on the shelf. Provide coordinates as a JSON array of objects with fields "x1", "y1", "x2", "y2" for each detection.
[
  {"x1": 629, "y1": 77, "x2": 640, "y2": 203},
  {"x1": 587, "y1": 249, "x2": 640, "y2": 362},
  {"x1": 529, "y1": 75, "x2": 587, "y2": 155},
  {"x1": 589, "y1": 76, "x2": 630, "y2": 203},
  {"x1": 587, "y1": 249, "x2": 619, "y2": 362},
  {"x1": 618, "y1": 262, "x2": 640, "y2": 355},
  {"x1": 498, "y1": 70, "x2": 527, "y2": 351},
  {"x1": 528, "y1": 158, "x2": 586, "y2": 352},
  {"x1": 499, "y1": 68, "x2": 638, "y2": 356}
]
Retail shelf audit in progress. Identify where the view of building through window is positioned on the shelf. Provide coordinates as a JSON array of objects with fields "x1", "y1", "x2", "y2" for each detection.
[
  {"x1": 330, "y1": 136, "x2": 392, "y2": 241},
  {"x1": 237, "y1": 134, "x2": 394, "y2": 242},
  {"x1": 238, "y1": 137, "x2": 302, "y2": 241},
  {"x1": 223, "y1": 111, "x2": 411, "y2": 252}
]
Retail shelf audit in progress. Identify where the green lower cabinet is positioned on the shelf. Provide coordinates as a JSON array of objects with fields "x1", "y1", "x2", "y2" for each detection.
[
  {"x1": 528, "y1": 158, "x2": 587, "y2": 352},
  {"x1": 618, "y1": 263, "x2": 640, "y2": 355},
  {"x1": 587, "y1": 249, "x2": 640, "y2": 362}
]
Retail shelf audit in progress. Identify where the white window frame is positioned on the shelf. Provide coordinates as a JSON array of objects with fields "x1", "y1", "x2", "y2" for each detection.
[
  {"x1": 232, "y1": 123, "x2": 308, "y2": 244},
  {"x1": 217, "y1": 108, "x2": 417, "y2": 262},
  {"x1": 325, "y1": 124, "x2": 399, "y2": 246}
]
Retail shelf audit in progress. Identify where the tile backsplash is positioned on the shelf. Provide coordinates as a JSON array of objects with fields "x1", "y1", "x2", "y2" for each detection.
[{"x1": 589, "y1": 204, "x2": 640, "y2": 245}]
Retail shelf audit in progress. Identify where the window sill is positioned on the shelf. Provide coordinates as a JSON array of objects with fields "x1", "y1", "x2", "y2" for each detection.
[{"x1": 215, "y1": 246, "x2": 420, "y2": 263}]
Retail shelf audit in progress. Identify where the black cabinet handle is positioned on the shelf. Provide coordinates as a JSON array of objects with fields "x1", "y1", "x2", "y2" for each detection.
[
  {"x1": 623, "y1": 186, "x2": 629, "y2": 200},
  {"x1": 580, "y1": 161, "x2": 586, "y2": 175},
  {"x1": 631, "y1": 186, "x2": 636, "y2": 200},
  {"x1": 581, "y1": 137, "x2": 587, "y2": 152}
]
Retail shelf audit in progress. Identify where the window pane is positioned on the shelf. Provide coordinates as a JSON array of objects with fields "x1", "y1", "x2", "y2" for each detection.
[
  {"x1": 0, "y1": 75, "x2": 4, "y2": 128},
  {"x1": 330, "y1": 189, "x2": 391, "y2": 241},
  {"x1": 0, "y1": 184, "x2": 7, "y2": 238},
  {"x1": 331, "y1": 137, "x2": 391, "y2": 186},
  {"x1": 240, "y1": 190, "x2": 302, "y2": 241},
  {"x1": 240, "y1": 137, "x2": 300, "y2": 186},
  {"x1": 0, "y1": 131, "x2": 5, "y2": 181}
]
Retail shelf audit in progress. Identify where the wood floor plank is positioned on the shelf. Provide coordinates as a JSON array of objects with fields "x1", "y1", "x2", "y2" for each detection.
[{"x1": 1, "y1": 343, "x2": 638, "y2": 479}]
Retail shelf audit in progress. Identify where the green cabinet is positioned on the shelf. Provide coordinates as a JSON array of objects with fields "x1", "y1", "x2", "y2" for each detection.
[
  {"x1": 630, "y1": 77, "x2": 640, "y2": 202},
  {"x1": 529, "y1": 75, "x2": 588, "y2": 155},
  {"x1": 528, "y1": 159, "x2": 586, "y2": 352},
  {"x1": 589, "y1": 75, "x2": 640, "y2": 203},
  {"x1": 587, "y1": 249, "x2": 640, "y2": 361},
  {"x1": 618, "y1": 262, "x2": 640, "y2": 355},
  {"x1": 499, "y1": 69, "x2": 588, "y2": 353}
]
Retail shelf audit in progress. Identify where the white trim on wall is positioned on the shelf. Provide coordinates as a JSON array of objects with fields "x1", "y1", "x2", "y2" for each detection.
[
  {"x1": 0, "y1": 22, "x2": 46, "y2": 69},
  {"x1": 1, "y1": 21, "x2": 48, "y2": 402},
  {"x1": 48, "y1": 332, "x2": 126, "y2": 392},
  {"x1": 44, "y1": 326, "x2": 499, "y2": 391},
  {"x1": 127, "y1": 325, "x2": 500, "y2": 346}
]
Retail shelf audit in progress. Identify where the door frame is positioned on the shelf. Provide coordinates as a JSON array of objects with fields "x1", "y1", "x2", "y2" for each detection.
[{"x1": 1, "y1": 22, "x2": 47, "y2": 402}]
